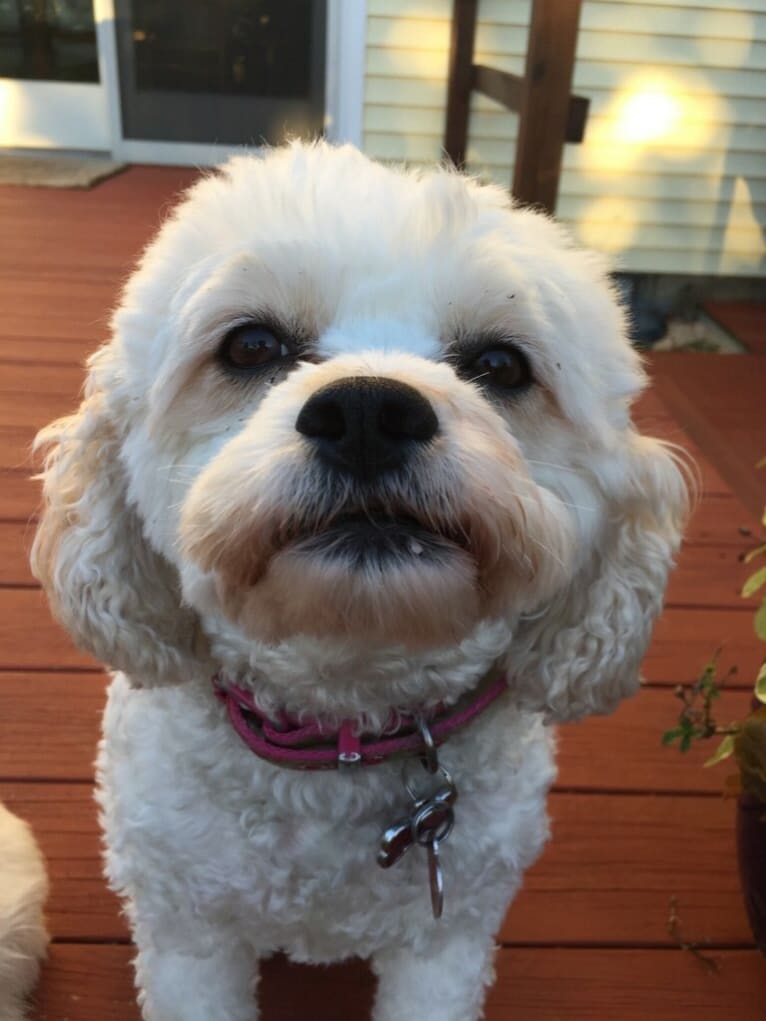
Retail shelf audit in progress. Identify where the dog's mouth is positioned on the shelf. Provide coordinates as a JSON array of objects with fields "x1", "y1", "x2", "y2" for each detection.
[{"x1": 285, "y1": 509, "x2": 468, "y2": 567}]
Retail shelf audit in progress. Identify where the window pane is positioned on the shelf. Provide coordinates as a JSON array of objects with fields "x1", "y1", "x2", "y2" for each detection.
[
  {"x1": 0, "y1": 0, "x2": 99, "y2": 82},
  {"x1": 131, "y1": 0, "x2": 315, "y2": 98},
  {"x1": 115, "y1": 0, "x2": 326, "y2": 145}
]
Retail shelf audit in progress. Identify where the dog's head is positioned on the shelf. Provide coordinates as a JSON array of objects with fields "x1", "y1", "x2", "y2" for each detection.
[{"x1": 32, "y1": 142, "x2": 687, "y2": 720}]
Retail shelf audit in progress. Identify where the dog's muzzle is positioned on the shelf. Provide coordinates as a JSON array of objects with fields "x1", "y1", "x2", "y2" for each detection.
[{"x1": 295, "y1": 376, "x2": 438, "y2": 480}]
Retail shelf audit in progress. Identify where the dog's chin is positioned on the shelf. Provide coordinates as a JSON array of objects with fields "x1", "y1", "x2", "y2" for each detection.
[{"x1": 217, "y1": 515, "x2": 482, "y2": 649}]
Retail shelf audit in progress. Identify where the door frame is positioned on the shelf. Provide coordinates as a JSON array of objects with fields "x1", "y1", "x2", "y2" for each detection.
[
  {"x1": 95, "y1": 0, "x2": 366, "y2": 165},
  {"x1": 0, "y1": 3, "x2": 111, "y2": 151}
]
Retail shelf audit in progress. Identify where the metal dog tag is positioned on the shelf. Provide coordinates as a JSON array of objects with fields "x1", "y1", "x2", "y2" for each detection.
[
  {"x1": 377, "y1": 724, "x2": 458, "y2": 919},
  {"x1": 378, "y1": 817, "x2": 415, "y2": 868},
  {"x1": 427, "y1": 839, "x2": 444, "y2": 919},
  {"x1": 377, "y1": 786, "x2": 455, "y2": 869}
]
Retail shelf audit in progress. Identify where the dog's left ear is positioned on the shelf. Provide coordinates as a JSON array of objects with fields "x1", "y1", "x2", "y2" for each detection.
[
  {"x1": 509, "y1": 433, "x2": 689, "y2": 721},
  {"x1": 31, "y1": 362, "x2": 208, "y2": 686}
]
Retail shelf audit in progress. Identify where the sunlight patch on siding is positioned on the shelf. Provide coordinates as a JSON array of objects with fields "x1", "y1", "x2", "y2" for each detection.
[
  {"x1": 614, "y1": 83, "x2": 682, "y2": 145},
  {"x1": 583, "y1": 72, "x2": 727, "y2": 174},
  {"x1": 721, "y1": 177, "x2": 766, "y2": 272}
]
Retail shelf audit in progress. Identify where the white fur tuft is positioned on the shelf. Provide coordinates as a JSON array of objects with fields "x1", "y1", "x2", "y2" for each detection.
[{"x1": 0, "y1": 803, "x2": 49, "y2": 1021}]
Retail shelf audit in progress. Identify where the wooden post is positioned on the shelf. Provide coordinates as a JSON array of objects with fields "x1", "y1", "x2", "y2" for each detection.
[
  {"x1": 443, "y1": 0, "x2": 478, "y2": 169},
  {"x1": 512, "y1": 0, "x2": 583, "y2": 213}
]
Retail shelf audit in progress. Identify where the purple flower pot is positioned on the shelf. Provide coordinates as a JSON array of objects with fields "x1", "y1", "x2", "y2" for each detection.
[{"x1": 736, "y1": 793, "x2": 766, "y2": 954}]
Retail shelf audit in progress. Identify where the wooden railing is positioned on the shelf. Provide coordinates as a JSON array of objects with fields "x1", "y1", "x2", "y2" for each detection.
[{"x1": 444, "y1": 0, "x2": 590, "y2": 214}]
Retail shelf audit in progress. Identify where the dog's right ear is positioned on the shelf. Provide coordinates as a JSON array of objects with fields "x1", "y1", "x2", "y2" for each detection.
[
  {"x1": 31, "y1": 366, "x2": 207, "y2": 686},
  {"x1": 507, "y1": 433, "x2": 689, "y2": 721}
]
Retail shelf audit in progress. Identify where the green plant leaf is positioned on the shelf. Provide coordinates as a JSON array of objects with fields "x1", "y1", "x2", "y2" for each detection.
[
  {"x1": 756, "y1": 662, "x2": 766, "y2": 704},
  {"x1": 742, "y1": 566, "x2": 766, "y2": 599},
  {"x1": 756, "y1": 600, "x2": 766, "y2": 641},
  {"x1": 661, "y1": 728, "x2": 682, "y2": 746},
  {"x1": 679, "y1": 732, "x2": 693, "y2": 753},
  {"x1": 704, "y1": 734, "x2": 735, "y2": 767},
  {"x1": 744, "y1": 543, "x2": 766, "y2": 565}
]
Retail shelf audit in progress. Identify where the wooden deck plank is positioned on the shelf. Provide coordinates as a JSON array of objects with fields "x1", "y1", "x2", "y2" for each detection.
[
  {"x1": 0, "y1": 589, "x2": 99, "y2": 671},
  {"x1": 2, "y1": 783, "x2": 751, "y2": 946},
  {"x1": 503, "y1": 793, "x2": 749, "y2": 946},
  {"x1": 0, "y1": 519, "x2": 38, "y2": 585},
  {"x1": 704, "y1": 301, "x2": 766, "y2": 356},
  {"x1": 557, "y1": 685, "x2": 753, "y2": 793},
  {"x1": 0, "y1": 426, "x2": 36, "y2": 470},
  {"x1": 684, "y1": 493, "x2": 762, "y2": 547},
  {"x1": 644, "y1": 606, "x2": 763, "y2": 687},
  {"x1": 0, "y1": 334, "x2": 94, "y2": 365},
  {"x1": 649, "y1": 352, "x2": 766, "y2": 519},
  {"x1": 33, "y1": 944, "x2": 140, "y2": 1021},
  {"x1": 0, "y1": 672, "x2": 108, "y2": 781},
  {"x1": 2, "y1": 587, "x2": 760, "y2": 682},
  {"x1": 0, "y1": 284, "x2": 114, "y2": 343},
  {"x1": 0, "y1": 162, "x2": 196, "y2": 214},
  {"x1": 0, "y1": 673, "x2": 752, "y2": 791},
  {"x1": 0, "y1": 471, "x2": 40, "y2": 521},
  {"x1": 487, "y1": 948, "x2": 766, "y2": 1021},
  {"x1": 0, "y1": 388, "x2": 81, "y2": 429},
  {"x1": 666, "y1": 540, "x2": 755, "y2": 609},
  {"x1": 29, "y1": 945, "x2": 766, "y2": 1021},
  {"x1": 0, "y1": 361, "x2": 86, "y2": 399}
]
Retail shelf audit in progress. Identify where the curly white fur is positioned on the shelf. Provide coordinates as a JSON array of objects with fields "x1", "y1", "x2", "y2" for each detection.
[
  {"x1": 31, "y1": 142, "x2": 688, "y2": 1021},
  {"x1": 0, "y1": 803, "x2": 49, "y2": 1021}
]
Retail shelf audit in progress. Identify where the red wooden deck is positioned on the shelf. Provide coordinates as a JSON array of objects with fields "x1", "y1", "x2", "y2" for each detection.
[{"x1": 1, "y1": 168, "x2": 765, "y2": 1019}]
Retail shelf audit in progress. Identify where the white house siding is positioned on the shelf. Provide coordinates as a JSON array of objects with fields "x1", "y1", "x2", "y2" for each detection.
[{"x1": 363, "y1": 0, "x2": 766, "y2": 277}]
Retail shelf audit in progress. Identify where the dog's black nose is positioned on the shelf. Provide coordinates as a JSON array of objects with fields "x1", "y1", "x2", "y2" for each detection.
[{"x1": 295, "y1": 376, "x2": 438, "y2": 478}]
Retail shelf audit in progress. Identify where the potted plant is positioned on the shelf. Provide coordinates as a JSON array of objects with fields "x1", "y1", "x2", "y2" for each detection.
[{"x1": 663, "y1": 472, "x2": 766, "y2": 953}]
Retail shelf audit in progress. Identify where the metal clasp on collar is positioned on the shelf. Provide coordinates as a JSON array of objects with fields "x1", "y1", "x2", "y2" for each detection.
[
  {"x1": 378, "y1": 717, "x2": 457, "y2": 920},
  {"x1": 414, "y1": 712, "x2": 439, "y2": 774},
  {"x1": 337, "y1": 719, "x2": 362, "y2": 771}
]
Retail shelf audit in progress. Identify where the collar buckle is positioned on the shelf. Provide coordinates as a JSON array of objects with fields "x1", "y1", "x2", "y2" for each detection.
[{"x1": 337, "y1": 720, "x2": 362, "y2": 771}]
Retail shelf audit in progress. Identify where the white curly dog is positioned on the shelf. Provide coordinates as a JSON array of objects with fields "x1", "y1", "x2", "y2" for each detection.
[{"x1": 32, "y1": 142, "x2": 687, "y2": 1021}]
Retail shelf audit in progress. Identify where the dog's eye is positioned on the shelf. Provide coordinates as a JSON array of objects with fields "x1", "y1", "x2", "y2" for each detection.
[
  {"x1": 466, "y1": 346, "x2": 532, "y2": 391},
  {"x1": 218, "y1": 324, "x2": 292, "y2": 371}
]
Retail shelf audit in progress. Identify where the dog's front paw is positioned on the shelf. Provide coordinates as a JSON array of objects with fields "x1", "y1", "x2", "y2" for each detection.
[
  {"x1": 372, "y1": 934, "x2": 496, "y2": 1021},
  {"x1": 134, "y1": 940, "x2": 259, "y2": 1021}
]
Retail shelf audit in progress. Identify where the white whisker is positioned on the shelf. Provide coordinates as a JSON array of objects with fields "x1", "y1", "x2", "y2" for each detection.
[
  {"x1": 502, "y1": 484, "x2": 595, "y2": 516},
  {"x1": 525, "y1": 458, "x2": 581, "y2": 475},
  {"x1": 526, "y1": 535, "x2": 566, "y2": 570}
]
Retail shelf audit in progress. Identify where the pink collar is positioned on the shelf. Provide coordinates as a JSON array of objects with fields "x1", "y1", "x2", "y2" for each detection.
[{"x1": 213, "y1": 671, "x2": 508, "y2": 771}]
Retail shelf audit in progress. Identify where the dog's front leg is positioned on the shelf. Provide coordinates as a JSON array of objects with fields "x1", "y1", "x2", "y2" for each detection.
[
  {"x1": 371, "y1": 930, "x2": 497, "y2": 1021},
  {"x1": 131, "y1": 914, "x2": 259, "y2": 1021}
]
